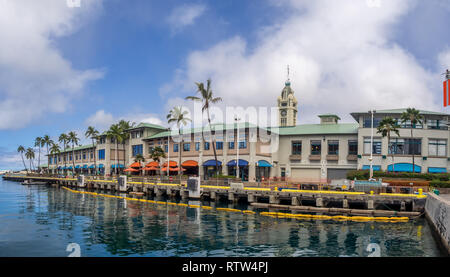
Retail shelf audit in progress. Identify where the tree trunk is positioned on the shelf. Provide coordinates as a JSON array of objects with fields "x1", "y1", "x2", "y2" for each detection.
[
  {"x1": 116, "y1": 141, "x2": 119, "y2": 175},
  {"x1": 37, "y1": 147, "x2": 41, "y2": 173},
  {"x1": 92, "y1": 138, "x2": 96, "y2": 175},
  {"x1": 64, "y1": 144, "x2": 67, "y2": 176},
  {"x1": 207, "y1": 109, "x2": 219, "y2": 176},
  {"x1": 21, "y1": 154, "x2": 27, "y2": 172},
  {"x1": 411, "y1": 128, "x2": 415, "y2": 173},
  {"x1": 46, "y1": 145, "x2": 49, "y2": 174},
  {"x1": 178, "y1": 127, "x2": 182, "y2": 176},
  {"x1": 72, "y1": 144, "x2": 75, "y2": 176}
]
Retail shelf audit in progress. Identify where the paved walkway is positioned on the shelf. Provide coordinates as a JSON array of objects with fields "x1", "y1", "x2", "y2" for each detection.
[{"x1": 439, "y1": 194, "x2": 450, "y2": 202}]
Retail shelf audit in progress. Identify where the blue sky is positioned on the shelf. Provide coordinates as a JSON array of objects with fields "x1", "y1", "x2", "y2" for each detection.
[{"x1": 0, "y1": 0, "x2": 449, "y2": 170}]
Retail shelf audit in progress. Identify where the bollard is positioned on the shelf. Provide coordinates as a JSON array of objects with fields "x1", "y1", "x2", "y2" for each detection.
[
  {"x1": 343, "y1": 199, "x2": 349, "y2": 209},
  {"x1": 367, "y1": 199, "x2": 374, "y2": 210},
  {"x1": 316, "y1": 198, "x2": 323, "y2": 207},
  {"x1": 248, "y1": 194, "x2": 255, "y2": 203},
  {"x1": 370, "y1": 191, "x2": 374, "y2": 196},
  {"x1": 418, "y1": 189, "x2": 423, "y2": 196}
]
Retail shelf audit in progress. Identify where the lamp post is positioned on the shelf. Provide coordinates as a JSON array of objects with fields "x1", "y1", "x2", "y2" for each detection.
[
  {"x1": 167, "y1": 128, "x2": 170, "y2": 178},
  {"x1": 369, "y1": 110, "x2": 376, "y2": 181},
  {"x1": 235, "y1": 116, "x2": 241, "y2": 180}
]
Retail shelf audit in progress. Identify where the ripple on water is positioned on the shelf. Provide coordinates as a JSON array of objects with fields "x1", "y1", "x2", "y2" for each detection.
[{"x1": 0, "y1": 179, "x2": 444, "y2": 257}]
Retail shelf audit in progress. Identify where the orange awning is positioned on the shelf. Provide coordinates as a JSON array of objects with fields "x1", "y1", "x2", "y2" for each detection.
[
  {"x1": 162, "y1": 161, "x2": 177, "y2": 167},
  {"x1": 143, "y1": 166, "x2": 158, "y2": 171},
  {"x1": 161, "y1": 167, "x2": 185, "y2": 172},
  {"x1": 182, "y1": 160, "x2": 198, "y2": 167},
  {"x1": 124, "y1": 168, "x2": 139, "y2": 172},
  {"x1": 129, "y1": 162, "x2": 142, "y2": 168},
  {"x1": 145, "y1": 161, "x2": 159, "y2": 167}
]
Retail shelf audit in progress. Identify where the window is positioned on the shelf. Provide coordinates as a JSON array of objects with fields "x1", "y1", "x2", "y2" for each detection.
[
  {"x1": 348, "y1": 140, "x2": 358, "y2": 155},
  {"x1": 173, "y1": 144, "x2": 179, "y2": 152},
  {"x1": 363, "y1": 137, "x2": 381, "y2": 154},
  {"x1": 70, "y1": 155, "x2": 72, "y2": 161},
  {"x1": 164, "y1": 145, "x2": 168, "y2": 152},
  {"x1": 292, "y1": 141, "x2": 302, "y2": 155},
  {"x1": 428, "y1": 119, "x2": 448, "y2": 130},
  {"x1": 399, "y1": 119, "x2": 423, "y2": 129},
  {"x1": 363, "y1": 117, "x2": 381, "y2": 128},
  {"x1": 148, "y1": 146, "x2": 154, "y2": 153},
  {"x1": 110, "y1": 137, "x2": 115, "y2": 143},
  {"x1": 428, "y1": 139, "x2": 447, "y2": 156},
  {"x1": 132, "y1": 144, "x2": 143, "y2": 157},
  {"x1": 98, "y1": 149, "x2": 105, "y2": 160},
  {"x1": 389, "y1": 138, "x2": 422, "y2": 155},
  {"x1": 216, "y1": 142, "x2": 223, "y2": 150},
  {"x1": 328, "y1": 140, "x2": 339, "y2": 155},
  {"x1": 229, "y1": 141, "x2": 235, "y2": 149},
  {"x1": 99, "y1": 137, "x2": 106, "y2": 144},
  {"x1": 311, "y1": 140, "x2": 321, "y2": 155},
  {"x1": 204, "y1": 142, "x2": 210, "y2": 150},
  {"x1": 239, "y1": 141, "x2": 247, "y2": 149},
  {"x1": 195, "y1": 142, "x2": 200, "y2": 151},
  {"x1": 183, "y1": 143, "x2": 190, "y2": 152},
  {"x1": 83, "y1": 153, "x2": 86, "y2": 160},
  {"x1": 90, "y1": 152, "x2": 93, "y2": 159}
]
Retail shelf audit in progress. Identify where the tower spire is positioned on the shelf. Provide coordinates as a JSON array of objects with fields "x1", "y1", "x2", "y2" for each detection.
[{"x1": 285, "y1": 65, "x2": 291, "y2": 86}]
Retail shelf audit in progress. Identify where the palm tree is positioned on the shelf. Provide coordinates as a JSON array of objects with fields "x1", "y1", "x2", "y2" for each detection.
[
  {"x1": 85, "y1": 126, "x2": 99, "y2": 175},
  {"x1": 50, "y1": 143, "x2": 61, "y2": 175},
  {"x1": 118, "y1": 120, "x2": 134, "y2": 168},
  {"x1": 186, "y1": 79, "x2": 222, "y2": 176},
  {"x1": 58, "y1": 133, "x2": 69, "y2": 174},
  {"x1": 149, "y1": 146, "x2": 166, "y2": 177},
  {"x1": 106, "y1": 124, "x2": 123, "y2": 175},
  {"x1": 34, "y1": 137, "x2": 43, "y2": 173},
  {"x1": 167, "y1": 106, "x2": 191, "y2": 175},
  {"x1": 401, "y1": 108, "x2": 424, "y2": 173},
  {"x1": 68, "y1": 131, "x2": 80, "y2": 175},
  {"x1": 17, "y1": 145, "x2": 28, "y2": 172},
  {"x1": 42, "y1": 135, "x2": 53, "y2": 174},
  {"x1": 134, "y1": 154, "x2": 145, "y2": 176},
  {"x1": 377, "y1": 117, "x2": 400, "y2": 173},
  {"x1": 25, "y1": 148, "x2": 35, "y2": 173}
]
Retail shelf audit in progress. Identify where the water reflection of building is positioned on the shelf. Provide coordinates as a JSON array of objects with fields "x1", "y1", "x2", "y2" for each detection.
[{"x1": 44, "y1": 188, "x2": 433, "y2": 256}]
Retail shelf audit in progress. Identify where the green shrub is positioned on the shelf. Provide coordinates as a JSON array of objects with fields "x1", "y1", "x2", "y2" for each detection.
[
  {"x1": 429, "y1": 180, "x2": 450, "y2": 188},
  {"x1": 347, "y1": 170, "x2": 450, "y2": 182}
]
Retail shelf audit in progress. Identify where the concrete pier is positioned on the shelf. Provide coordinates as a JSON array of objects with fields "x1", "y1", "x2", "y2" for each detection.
[
  {"x1": 3, "y1": 175, "x2": 427, "y2": 213},
  {"x1": 425, "y1": 193, "x2": 450, "y2": 255}
]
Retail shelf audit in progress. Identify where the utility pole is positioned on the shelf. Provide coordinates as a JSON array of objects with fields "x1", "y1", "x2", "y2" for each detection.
[
  {"x1": 235, "y1": 116, "x2": 241, "y2": 180},
  {"x1": 369, "y1": 110, "x2": 376, "y2": 181}
]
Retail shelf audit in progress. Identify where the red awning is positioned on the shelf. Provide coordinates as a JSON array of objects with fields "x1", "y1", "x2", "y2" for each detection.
[
  {"x1": 182, "y1": 160, "x2": 198, "y2": 167},
  {"x1": 129, "y1": 162, "x2": 142, "y2": 168},
  {"x1": 162, "y1": 161, "x2": 177, "y2": 167}
]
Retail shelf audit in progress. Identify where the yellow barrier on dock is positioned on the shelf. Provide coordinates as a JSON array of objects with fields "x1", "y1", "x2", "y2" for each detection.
[
  {"x1": 281, "y1": 189, "x2": 365, "y2": 195},
  {"x1": 59, "y1": 186, "x2": 410, "y2": 223}
]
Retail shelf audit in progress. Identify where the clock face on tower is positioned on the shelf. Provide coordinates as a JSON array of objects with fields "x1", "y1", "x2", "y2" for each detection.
[{"x1": 281, "y1": 110, "x2": 287, "y2": 117}]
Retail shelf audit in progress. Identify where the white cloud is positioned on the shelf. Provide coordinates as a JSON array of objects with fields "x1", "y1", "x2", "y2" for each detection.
[
  {"x1": 85, "y1": 110, "x2": 166, "y2": 132},
  {"x1": 0, "y1": 0, "x2": 104, "y2": 130},
  {"x1": 162, "y1": 0, "x2": 447, "y2": 124},
  {"x1": 85, "y1": 110, "x2": 115, "y2": 130},
  {"x1": 166, "y1": 3, "x2": 206, "y2": 34}
]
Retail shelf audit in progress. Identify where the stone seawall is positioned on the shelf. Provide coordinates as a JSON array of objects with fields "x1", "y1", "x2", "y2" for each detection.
[{"x1": 425, "y1": 192, "x2": 450, "y2": 255}]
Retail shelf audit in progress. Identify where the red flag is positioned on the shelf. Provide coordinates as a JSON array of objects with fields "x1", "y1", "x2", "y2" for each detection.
[{"x1": 444, "y1": 80, "x2": 449, "y2": 107}]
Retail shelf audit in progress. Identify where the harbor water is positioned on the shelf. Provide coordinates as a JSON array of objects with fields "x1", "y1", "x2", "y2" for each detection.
[{"x1": 0, "y1": 178, "x2": 443, "y2": 257}]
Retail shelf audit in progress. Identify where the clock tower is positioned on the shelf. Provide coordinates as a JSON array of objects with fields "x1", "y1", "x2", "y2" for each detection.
[{"x1": 277, "y1": 67, "x2": 298, "y2": 127}]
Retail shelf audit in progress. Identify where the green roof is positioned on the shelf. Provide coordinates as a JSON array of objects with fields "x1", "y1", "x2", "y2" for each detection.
[
  {"x1": 318, "y1": 114, "x2": 341, "y2": 120},
  {"x1": 351, "y1": 108, "x2": 450, "y2": 121},
  {"x1": 145, "y1": 122, "x2": 264, "y2": 140},
  {"x1": 274, "y1": 123, "x2": 359, "y2": 135},
  {"x1": 126, "y1": 122, "x2": 167, "y2": 131},
  {"x1": 48, "y1": 144, "x2": 95, "y2": 155}
]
